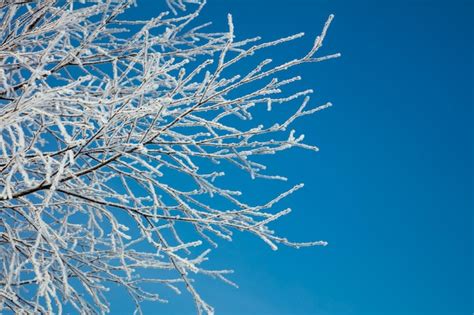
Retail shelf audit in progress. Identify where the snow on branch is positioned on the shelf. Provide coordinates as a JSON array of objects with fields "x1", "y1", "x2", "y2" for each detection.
[{"x1": 0, "y1": 0, "x2": 338, "y2": 314}]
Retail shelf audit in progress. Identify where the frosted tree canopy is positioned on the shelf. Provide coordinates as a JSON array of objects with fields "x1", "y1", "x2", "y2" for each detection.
[{"x1": 0, "y1": 0, "x2": 338, "y2": 313}]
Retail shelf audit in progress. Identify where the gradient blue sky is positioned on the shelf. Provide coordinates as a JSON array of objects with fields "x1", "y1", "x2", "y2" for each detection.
[{"x1": 110, "y1": 1, "x2": 473, "y2": 314}]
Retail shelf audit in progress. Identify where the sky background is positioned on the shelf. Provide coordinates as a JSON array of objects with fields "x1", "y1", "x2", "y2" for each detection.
[{"x1": 111, "y1": 0, "x2": 473, "y2": 314}]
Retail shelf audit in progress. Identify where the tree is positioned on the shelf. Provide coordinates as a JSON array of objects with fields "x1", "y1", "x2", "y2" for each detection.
[{"x1": 0, "y1": 0, "x2": 338, "y2": 313}]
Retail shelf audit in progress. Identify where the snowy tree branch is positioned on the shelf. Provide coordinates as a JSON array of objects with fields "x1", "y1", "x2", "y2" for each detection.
[{"x1": 0, "y1": 0, "x2": 338, "y2": 313}]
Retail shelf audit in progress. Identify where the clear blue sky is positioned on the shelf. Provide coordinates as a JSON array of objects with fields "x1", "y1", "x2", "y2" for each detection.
[{"x1": 111, "y1": 0, "x2": 473, "y2": 314}]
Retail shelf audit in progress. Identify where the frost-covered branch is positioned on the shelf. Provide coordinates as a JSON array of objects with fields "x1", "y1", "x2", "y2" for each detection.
[{"x1": 0, "y1": 0, "x2": 338, "y2": 313}]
